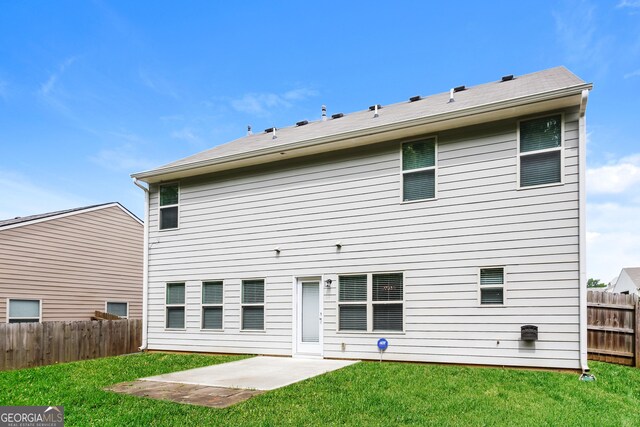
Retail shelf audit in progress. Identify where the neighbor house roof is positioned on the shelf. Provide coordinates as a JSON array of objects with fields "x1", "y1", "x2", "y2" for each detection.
[
  {"x1": 621, "y1": 267, "x2": 640, "y2": 287},
  {"x1": 133, "y1": 66, "x2": 592, "y2": 183},
  {"x1": 0, "y1": 202, "x2": 142, "y2": 231}
]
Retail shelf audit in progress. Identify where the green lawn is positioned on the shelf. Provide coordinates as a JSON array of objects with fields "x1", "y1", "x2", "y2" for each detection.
[{"x1": 1, "y1": 353, "x2": 639, "y2": 426}]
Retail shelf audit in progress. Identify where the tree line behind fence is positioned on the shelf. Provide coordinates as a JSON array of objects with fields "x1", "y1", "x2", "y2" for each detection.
[{"x1": 0, "y1": 319, "x2": 142, "y2": 371}]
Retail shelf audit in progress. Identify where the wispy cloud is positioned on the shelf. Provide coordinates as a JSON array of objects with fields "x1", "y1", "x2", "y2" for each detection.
[
  {"x1": 552, "y1": 1, "x2": 610, "y2": 76},
  {"x1": 139, "y1": 69, "x2": 178, "y2": 99},
  {"x1": 624, "y1": 69, "x2": 640, "y2": 78},
  {"x1": 0, "y1": 170, "x2": 91, "y2": 220},
  {"x1": 230, "y1": 87, "x2": 318, "y2": 116},
  {"x1": 90, "y1": 131, "x2": 158, "y2": 173},
  {"x1": 40, "y1": 56, "x2": 76, "y2": 97},
  {"x1": 587, "y1": 154, "x2": 640, "y2": 194},
  {"x1": 170, "y1": 127, "x2": 204, "y2": 146},
  {"x1": 617, "y1": 0, "x2": 640, "y2": 8}
]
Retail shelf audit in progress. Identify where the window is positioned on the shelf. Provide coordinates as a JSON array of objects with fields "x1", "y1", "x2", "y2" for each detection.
[
  {"x1": 202, "y1": 281, "x2": 223, "y2": 330},
  {"x1": 402, "y1": 137, "x2": 436, "y2": 201},
  {"x1": 338, "y1": 273, "x2": 404, "y2": 332},
  {"x1": 8, "y1": 299, "x2": 41, "y2": 323},
  {"x1": 106, "y1": 302, "x2": 128, "y2": 318},
  {"x1": 479, "y1": 268, "x2": 505, "y2": 305},
  {"x1": 159, "y1": 183, "x2": 179, "y2": 230},
  {"x1": 242, "y1": 279, "x2": 264, "y2": 330},
  {"x1": 519, "y1": 115, "x2": 563, "y2": 187},
  {"x1": 166, "y1": 283, "x2": 185, "y2": 329}
]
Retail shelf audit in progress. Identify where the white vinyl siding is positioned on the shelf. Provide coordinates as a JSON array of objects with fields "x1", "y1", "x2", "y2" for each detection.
[
  {"x1": 242, "y1": 279, "x2": 264, "y2": 331},
  {"x1": 159, "y1": 183, "x2": 179, "y2": 230},
  {"x1": 202, "y1": 281, "x2": 223, "y2": 330},
  {"x1": 7, "y1": 299, "x2": 41, "y2": 323},
  {"x1": 166, "y1": 283, "x2": 185, "y2": 329},
  {"x1": 518, "y1": 115, "x2": 563, "y2": 188},
  {"x1": 402, "y1": 137, "x2": 437, "y2": 201},
  {"x1": 106, "y1": 301, "x2": 129, "y2": 318},
  {"x1": 145, "y1": 107, "x2": 582, "y2": 369}
]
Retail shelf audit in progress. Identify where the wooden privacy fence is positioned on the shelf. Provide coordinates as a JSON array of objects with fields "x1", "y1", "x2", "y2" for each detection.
[
  {"x1": 0, "y1": 319, "x2": 142, "y2": 371},
  {"x1": 587, "y1": 291, "x2": 639, "y2": 367}
]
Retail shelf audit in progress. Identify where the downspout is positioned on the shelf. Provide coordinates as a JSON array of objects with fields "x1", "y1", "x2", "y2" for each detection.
[
  {"x1": 578, "y1": 89, "x2": 593, "y2": 379},
  {"x1": 133, "y1": 178, "x2": 150, "y2": 351}
]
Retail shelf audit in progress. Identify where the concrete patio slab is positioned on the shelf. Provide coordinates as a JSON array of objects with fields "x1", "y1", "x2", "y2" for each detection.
[{"x1": 142, "y1": 356, "x2": 358, "y2": 391}]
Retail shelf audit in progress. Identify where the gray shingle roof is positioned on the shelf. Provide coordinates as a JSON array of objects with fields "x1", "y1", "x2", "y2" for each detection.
[
  {"x1": 622, "y1": 268, "x2": 640, "y2": 287},
  {"x1": 144, "y1": 66, "x2": 586, "y2": 175},
  {"x1": 0, "y1": 203, "x2": 117, "y2": 228}
]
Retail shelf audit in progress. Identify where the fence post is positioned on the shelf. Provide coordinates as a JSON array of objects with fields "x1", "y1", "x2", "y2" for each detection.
[{"x1": 635, "y1": 296, "x2": 640, "y2": 368}]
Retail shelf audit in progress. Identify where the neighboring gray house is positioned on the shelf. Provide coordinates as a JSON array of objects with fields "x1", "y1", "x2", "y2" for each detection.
[
  {"x1": 0, "y1": 203, "x2": 143, "y2": 322},
  {"x1": 610, "y1": 268, "x2": 640, "y2": 295},
  {"x1": 132, "y1": 66, "x2": 592, "y2": 371}
]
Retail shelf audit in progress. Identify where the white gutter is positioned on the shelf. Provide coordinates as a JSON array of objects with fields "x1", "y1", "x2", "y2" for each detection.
[
  {"x1": 578, "y1": 89, "x2": 590, "y2": 374},
  {"x1": 132, "y1": 83, "x2": 592, "y2": 182},
  {"x1": 133, "y1": 178, "x2": 150, "y2": 352}
]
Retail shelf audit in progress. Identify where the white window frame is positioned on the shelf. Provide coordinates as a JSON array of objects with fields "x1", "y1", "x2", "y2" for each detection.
[
  {"x1": 400, "y1": 136, "x2": 438, "y2": 203},
  {"x1": 337, "y1": 272, "x2": 405, "y2": 333},
  {"x1": 201, "y1": 280, "x2": 224, "y2": 331},
  {"x1": 104, "y1": 301, "x2": 129, "y2": 319},
  {"x1": 477, "y1": 266, "x2": 507, "y2": 306},
  {"x1": 7, "y1": 298, "x2": 42, "y2": 323},
  {"x1": 158, "y1": 182, "x2": 180, "y2": 231},
  {"x1": 241, "y1": 278, "x2": 265, "y2": 332},
  {"x1": 517, "y1": 113, "x2": 565, "y2": 190},
  {"x1": 165, "y1": 282, "x2": 186, "y2": 330}
]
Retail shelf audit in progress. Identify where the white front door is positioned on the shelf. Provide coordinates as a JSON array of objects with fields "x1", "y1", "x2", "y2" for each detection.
[{"x1": 296, "y1": 279, "x2": 322, "y2": 355}]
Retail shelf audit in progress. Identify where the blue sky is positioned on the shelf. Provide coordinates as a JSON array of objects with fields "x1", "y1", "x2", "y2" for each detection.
[{"x1": 0, "y1": 1, "x2": 638, "y2": 282}]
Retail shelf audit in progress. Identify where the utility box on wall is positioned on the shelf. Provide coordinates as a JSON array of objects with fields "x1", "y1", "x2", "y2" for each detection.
[{"x1": 521, "y1": 325, "x2": 538, "y2": 341}]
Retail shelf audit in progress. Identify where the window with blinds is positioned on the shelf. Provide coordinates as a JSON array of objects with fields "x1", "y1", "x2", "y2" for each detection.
[
  {"x1": 242, "y1": 279, "x2": 265, "y2": 330},
  {"x1": 519, "y1": 115, "x2": 562, "y2": 187},
  {"x1": 338, "y1": 275, "x2": 367, "y2": 331},
  {"x1": 479, "y1": 268, "x2": 505, "y2": 305},
  {"x1": 402, "y1": 138, "x2": 436, "y2": 201},
  {"x1": 166, "y1": 282, "x2": 185, "y2": 329},
  {"x1": 202, "y1": 281, "x2": 223, "y2": 330},
  {"x1": 338, "y1": 273, "x2": 404, "y2": 332},
  {"x1": 159, "y1": 183, "x2": 179, "y2": 230}
]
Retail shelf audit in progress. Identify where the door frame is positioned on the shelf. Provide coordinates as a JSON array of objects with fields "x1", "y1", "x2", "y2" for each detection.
[{"x1": 292, "y1": 276, "x2": 323, "y2": 357}]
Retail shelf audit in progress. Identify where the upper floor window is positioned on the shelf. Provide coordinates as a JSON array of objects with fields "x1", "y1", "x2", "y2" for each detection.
[
  {"x1": 159, "y1": 183, "x2": 179, "y2": 230},
  {"x1": 402, "y1": 138, "x2": 437, "y2": 201},
  {"x1": 8, "y1": 299, "x2": 41, "y2": 323},
  {"x1": 519, "y1": 115, "x2": 563, "y2": 188}
]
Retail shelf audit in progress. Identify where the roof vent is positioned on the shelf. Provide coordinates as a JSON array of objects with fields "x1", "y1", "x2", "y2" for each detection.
[
  {"x1": 247, "y1": 125, "x2": 253, "y2": 136},
  {"x1": 264, "y1": 127, "x2": 276, "y2": 133},
  {"x1": 453, "y1": 85, "x2": 466, "y2": 92},
  {"x1": 369, "y1": 104, "x2": 382, "y2": 111},
  {"x1": 409, "y1": 95, "x2": 421, "y2": 102},
  {"x1": 296, "y1": 120, "x2": 309, "y2": 127},
  {"x1": 501, "y1": 75, "x2": 514, "y2": 82},
  {"x1": 331, "y1": 113, "x2": 344, "y2": 119},
  {"x1": 321, "y1": 105, "x2": 327, "y2": 121}
]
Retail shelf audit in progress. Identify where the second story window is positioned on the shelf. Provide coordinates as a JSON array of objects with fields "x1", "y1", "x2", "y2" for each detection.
[
  {"x1": 159, "y1": 183, "x2": 179, "y2": 230},
  {"x1": 402, "y1": 137, "x2": 437, "y2": 201},
  {"x1": 519, "y1": 115, "x2": 563, "y2": 188}
]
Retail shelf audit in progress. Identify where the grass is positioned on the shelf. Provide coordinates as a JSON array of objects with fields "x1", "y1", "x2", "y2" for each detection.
[{"x1": 1, "y1": 353, "x2": 639, "y2": 426}]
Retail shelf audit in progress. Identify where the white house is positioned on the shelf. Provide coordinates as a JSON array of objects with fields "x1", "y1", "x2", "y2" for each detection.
[
  {"x1": 132, "y1": 66, "x2": 592, "y2": 371},
  {"x1": 610, "y1": 267, "x2": 640, "y2": 295}
]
